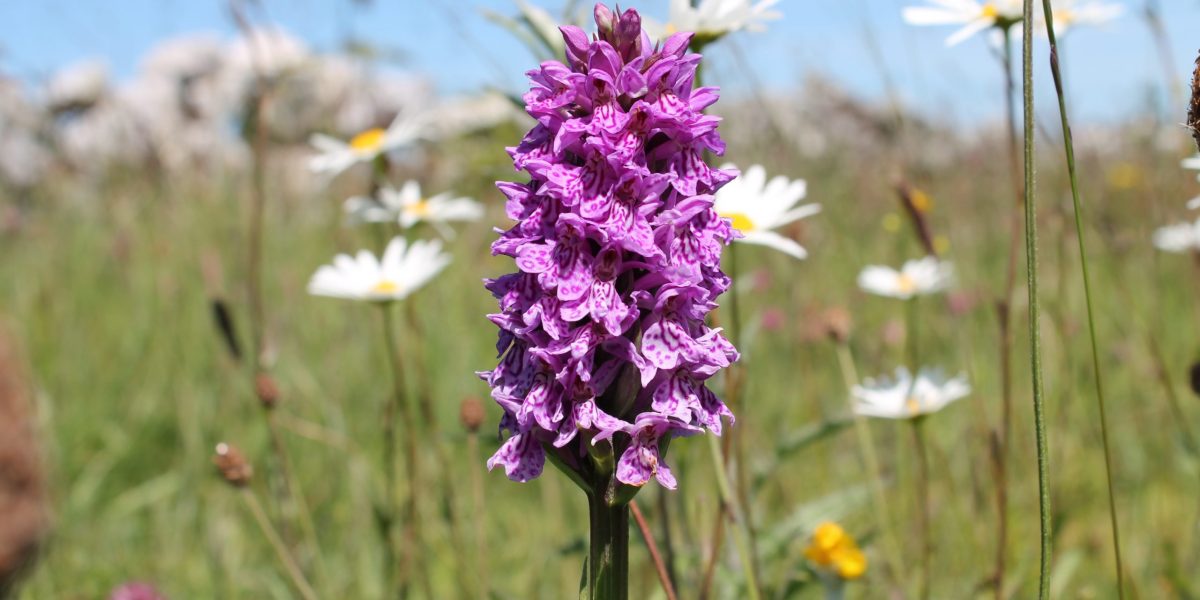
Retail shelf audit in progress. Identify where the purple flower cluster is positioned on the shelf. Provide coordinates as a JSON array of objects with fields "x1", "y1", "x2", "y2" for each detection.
[{"x1": 481, "y1": 4, "x2": 739, "y2": 490}]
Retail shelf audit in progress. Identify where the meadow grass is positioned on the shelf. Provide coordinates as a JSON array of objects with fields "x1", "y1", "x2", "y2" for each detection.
[{"x1": 3, "y1": 116, "x2": 1199, "y2": 598}]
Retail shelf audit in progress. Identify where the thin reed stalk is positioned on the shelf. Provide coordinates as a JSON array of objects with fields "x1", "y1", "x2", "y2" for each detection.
[
  {"x1": 1038, "y1": 3, "x2": 1125, "y2": 594},
  {"x1": 241, "y1": 488, "x2": 319, "y2": 600},
  {"x1": 1019, "y1": 3, "x2": 1052, "y2": 596},
  {"x1": 630, "y1": 500, "x2": 679, "y2": 600},
  {"x1": 993, "y1": 25, "x2": 1023, "y2": 599},
  {"x1": 467, "y1": 428, "x2": 489, "y2": 599}
]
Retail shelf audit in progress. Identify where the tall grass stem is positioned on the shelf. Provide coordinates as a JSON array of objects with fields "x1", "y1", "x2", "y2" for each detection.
[
  {"x1": 1038, "y1": 2, "x2": 1125, "y2": 595},
  {"x1": 1020, "y1": 4, "x2": 1052, "y2": 596}
]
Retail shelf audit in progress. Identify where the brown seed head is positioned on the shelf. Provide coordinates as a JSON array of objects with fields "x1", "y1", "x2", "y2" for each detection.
[
  {"x1": 213, "y1": 443, "x2": 253, "y2": 487},
  {"x1": 255, "y1": 373, "x2": 279, "y2": 409},
  {"x1": 459, "y1": 396, "x2": 486, "y2": 433},
  {"x1": 822, "y1": 307, "x2": 853, "y2": 344}
]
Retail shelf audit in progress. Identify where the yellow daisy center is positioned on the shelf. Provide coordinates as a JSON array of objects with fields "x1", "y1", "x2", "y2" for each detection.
[
  {"x1": 896, "y1": 273, "x2": 917, "y2": 295},
  {"x1": 407, "y1": 200, "x2": 431, "y2": 218},
  {"x1": 721, "y1": 212, "x2": 756, "y2": 232},
  {"x1": 981, "y1": 2, "x2": 999, "y2": 18},
  {"x1": 906, "y1": 396, "x2": 922, "y2": 416},
  {"x1": 349, "y1": 128, "x2": 387, "y2": 154},
  {"x1": 910, "y1": 189, "x2": 933, "y2": 214},
  {"x1": 371, "y1": 279, "x2": 401, "y2": 294}
]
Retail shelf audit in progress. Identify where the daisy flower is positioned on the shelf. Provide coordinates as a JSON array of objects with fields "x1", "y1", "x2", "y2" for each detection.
[
  {"x1": 857, "y1": 256, "x2": 953, "y2": 299},
  {"x1": 307, "y1": 237, "x2": 449, "y2": 302},
  {"x1": 1045, "y1": 0, "x2": 1123, "y2": 35},
  {"x1": 804, "y1": 522, "x2": 868, "y2": 581},
  {"x1": 1181, "y1": 155, "x2": 1200, "y2": 209},
  {"x1": 902, "y1": 0, "x2": 1023, "y2": 46},
  {"x1": 308, "y1": 112, "x2": 424, "y2": 177},
  {"x1": 344, "y1": 181, "x2": 484, "y2": 236},
  {"x1": 1152, "y1": 218, "x2": 1200, "y2": 254},
  {"x1": 852, "y1": 367, "x2": 971, "y2": 419},
  {"x1": 661, "y1": 0, "x2": 781, "y2": 43},
  {"x1": 714, "y1": 164, "x2": 820, "y2": 259}
]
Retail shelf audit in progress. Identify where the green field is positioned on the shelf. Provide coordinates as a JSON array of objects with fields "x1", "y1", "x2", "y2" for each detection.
[{"x1": 4, "y1": 95, "x2": 1200, "y2": 599}]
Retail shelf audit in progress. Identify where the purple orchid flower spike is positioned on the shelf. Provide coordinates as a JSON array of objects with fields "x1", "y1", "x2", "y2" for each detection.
[{"x1": 481, "y1": 4, "x2": 740, "y2": 595}]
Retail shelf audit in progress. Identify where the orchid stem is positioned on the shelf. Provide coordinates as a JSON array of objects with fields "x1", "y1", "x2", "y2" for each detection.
[{"x1": 1038, "y1": 3, "x2": 1125, "y2": 595}]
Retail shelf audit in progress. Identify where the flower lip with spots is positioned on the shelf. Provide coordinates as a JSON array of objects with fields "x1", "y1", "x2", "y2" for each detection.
[{"x1": 481, "y1": 3, "x2": 739, "y2": 491}]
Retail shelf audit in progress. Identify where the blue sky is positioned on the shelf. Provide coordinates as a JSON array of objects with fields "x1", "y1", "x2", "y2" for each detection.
[{"x1": 2, "y1": 0, "x2": 1197, "y2": 125}]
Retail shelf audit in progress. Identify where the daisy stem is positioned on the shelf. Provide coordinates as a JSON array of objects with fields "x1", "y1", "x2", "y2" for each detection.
[
  {"x1": 904, "y1": 296, "x2": 930, "y2": 599},
  {"x1": 1038, "y1": 3, "x2": 1125, "y2": 596},
  {"x1": 910, "y1": 417, "x2": 931, "y2": 600},
  {"x1": 378, "y1": 302, "x2": 423, "y2": 599},
  {"x1": 1019, "y1": 4, "x2": 1053, "y2": 597},
  {"x1": 834, "y1": 342, "x2": 907, "y2": 593},
  {"x1": 705, "y1": 433, "x2": 762, "y2": 600}
]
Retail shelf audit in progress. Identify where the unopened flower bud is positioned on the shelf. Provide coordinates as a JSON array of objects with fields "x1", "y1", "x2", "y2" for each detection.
[
  {"x1": 255, "y1": 373, "x2": 279, "y2": 409},
  {"x1": 213, "y1": 443, "x2": 253, "y2": 487},
  {"x1": 459, "y1": 396, "x2": 485, "y2": 433}
]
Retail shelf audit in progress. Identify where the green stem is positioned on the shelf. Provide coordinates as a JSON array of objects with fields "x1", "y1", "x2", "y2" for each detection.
[
  {"x1": 588, "y1": 486, "x2": 630, "y2": 600},
  {"x1": 1019, "y1": 4, "x2": 1052, "y2": 597},
  {"x1": 705, "y1": 434, "x2": 762, "y2": 600},
  {"x1": 1038, "y1": 3, "x2": 1125, "y2": 595},
  {"x1": 379, "y1": 303, "x2": 423, "y2": 599},
  {"x1": 995, "y1": 30, "x2": 1021, "y2": 598},
  {"x1": 911, "y1": 418, "x2": 931, "y2": 600},
  {"x1": 242, "y1": 488, "x2": 319, "y2": 600},
  {"x1": 835, "y1": 343, "x2": 907, "y2": 592}
]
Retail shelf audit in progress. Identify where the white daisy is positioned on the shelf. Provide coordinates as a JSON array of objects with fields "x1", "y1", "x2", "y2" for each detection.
[
  {"x1": 665, "y1": 0, "x2": 781, "y2": 40},
  {"x1": 307, "y1": 237, "x2": 449, "y2": 302},
  {"x1": 1180, "y1": 156, "x2": 1200, "y2": 209},
  {"x1": 902, "y1": 0, "x2": 1023, "y2": 46},
  {"x1": 1152, "y1": 218, "x2": 1200, "y2": 254},
  {"x1": 46, "y1": 59, "x2": 110, "y2": 111},
  {"x1": 713, "y1": 164, "x2": 819, "y2": 260},
  {"x1": 1045, "y1": 0, "x2": 1123, "y2": 35},
  {"x1": 857, "y1": 257, "x2": 954, "y2": 299},
  {"x1": 308, "y1": 112, "x2": 424, "y2": 177},
  {"x1": 853, "y1": 367, "x2": 971, "y2": 420},
  {"x1": 344, "y1": 181, "x2": 484, "y2": 236}
]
